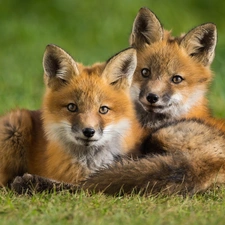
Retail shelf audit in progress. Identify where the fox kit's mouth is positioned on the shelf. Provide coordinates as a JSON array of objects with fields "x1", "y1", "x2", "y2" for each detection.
[
  {"x1": 140, "y1": 102, "x2": 172, "y2": 113},
  {"x1": 76, "y1": 137, "x2": 99, "y2": 146}
]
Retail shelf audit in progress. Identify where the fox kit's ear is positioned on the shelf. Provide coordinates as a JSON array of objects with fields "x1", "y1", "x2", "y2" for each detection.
[
  {"x1": 180, "y1": 23, "x2": 217, "y2": 66},
  {"x1": 43, "y1": 44, "x2": 80, "y2": 89},
  {"x1": 102, "y1": 48, "x2": 137, "y2": 90},
  {"x1": 129, "y1": 7, "x2": 163, "y2": 49}
]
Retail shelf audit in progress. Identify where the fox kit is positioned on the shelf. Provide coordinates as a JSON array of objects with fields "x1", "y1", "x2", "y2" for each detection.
[
  {"x1": 9, "y1": 8, "x2": 225, "y2": 196},
  {"x1": 129, "y1": 7, "x2": 221, "y2": 130},
  {"x1": 10, "y1": 9, "x2": 225, "y2": 196},
  {"x1": 0, "y1": 44, "x2": 144, "y2": 186}
]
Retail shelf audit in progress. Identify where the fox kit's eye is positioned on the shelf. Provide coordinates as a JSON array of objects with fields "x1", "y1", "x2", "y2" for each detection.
[
  {"x1": 99, "y1": 106, "x2": 109, "y2": 114},
  {"x1": 67, "y1": 103, "x2": 77, "y2": 112},
  {"x1": 141, "y1": 68, "x2": 150, "y2": 78},
  {"x1": 172, "y1": 75, "x2": 183, "y2": 84}
]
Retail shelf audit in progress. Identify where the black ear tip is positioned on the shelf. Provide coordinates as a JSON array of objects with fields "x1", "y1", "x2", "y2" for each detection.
[
  {"x1": 45, "y1": 44, "x2": 55, "y2": 51},
  {"x1": 138, "y1": 7, "x2": 155, "y2": 18},
  {"x1": 45, "y1": 44, "x2": 63, "y2": 55},
  {"x1": 139, "y1": 7, "x2": 150, "y2": 12},
  {"x1": 201, "y1": 23, "x2": 217, "y2": 33},
  {"x1": 205, "y1": 23, "x2": 216, "y2": 28},
  {"x1": 46, "y1": 43, "x2": 54, "y2": 48}
]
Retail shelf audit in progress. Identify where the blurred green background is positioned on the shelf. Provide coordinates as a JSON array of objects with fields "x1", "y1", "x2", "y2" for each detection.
[{"x1": 0, "y1": 0, "x2": 225, "y2": 117}]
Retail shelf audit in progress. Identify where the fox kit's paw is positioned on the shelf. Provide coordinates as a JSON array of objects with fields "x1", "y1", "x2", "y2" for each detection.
[
  {"x1": 11, "y1": 173, "x2": 77, "y2": 195},
  {"x1": 11, "y1": 173, "x2": 57, "y2": 195}
]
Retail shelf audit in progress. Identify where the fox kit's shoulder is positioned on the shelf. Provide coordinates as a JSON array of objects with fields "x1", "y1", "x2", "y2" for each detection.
[{"x1": 129, "y1": 7, "x2": 217, "y2": 129}]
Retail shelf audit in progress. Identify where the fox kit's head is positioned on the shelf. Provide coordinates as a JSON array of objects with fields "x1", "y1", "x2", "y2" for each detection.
[
  {"x1": 129, "y1": 7, "x2": 217, "y2": 124},
  {"x1": 42, "y1": 44, "x2": 137, "y2": 155}
]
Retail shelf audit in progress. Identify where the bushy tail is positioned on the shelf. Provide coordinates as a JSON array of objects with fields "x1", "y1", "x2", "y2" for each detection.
[
  {"x1": 0, "y1": 109, "x2": 33, "y2": 186},
  {"x1": 10, "y1": 151, "x2": 225, "y2": 196},
  {"x1": 11, "y1": 118, "x2": 225, "y2": 196},
  {"x1": 80, "y1": 151, "x2": 225, "y2": 196}
]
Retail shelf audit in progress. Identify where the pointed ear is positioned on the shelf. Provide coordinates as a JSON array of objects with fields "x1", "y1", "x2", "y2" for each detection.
[
  {"x1": 129, "y1": 7, "x2": 163, "y2": 49},
  {"x1": 43, "y1": 44, "x2": 80, "y2": 89},
  {"x1": 102, "y1": 48, "x2": 137, "y2": 90},
  {"x1": 180, "y1": 23, "x2": 217, "y2": 66}
]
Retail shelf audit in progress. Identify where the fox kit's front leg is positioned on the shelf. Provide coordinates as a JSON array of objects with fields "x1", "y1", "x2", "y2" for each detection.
[{"x1": 11, "y1": 173, "x2": 74, "y2": 195}]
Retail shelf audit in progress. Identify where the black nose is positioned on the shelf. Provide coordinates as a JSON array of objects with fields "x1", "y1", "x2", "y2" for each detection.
[
  {"x1": 82, "y1": 128, "x2": 95, "y2": 138},
  {"x1": 146, "y1": 93, "x2": 159, "y2": 104}
]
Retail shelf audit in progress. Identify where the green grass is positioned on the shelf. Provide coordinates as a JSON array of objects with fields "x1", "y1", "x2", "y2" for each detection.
[
  {"x1": 1, "y1": 0, "x2": 225, "y2": 224},
  {"x1": 1, "y1": 188, "x2": 225, "y2": 225}
]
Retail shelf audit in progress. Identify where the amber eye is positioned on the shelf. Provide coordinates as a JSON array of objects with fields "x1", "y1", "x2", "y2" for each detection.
[
  {"x1": 67, "y1": 103, "x2": 77, "y2": 112},
  {"x1": 99, "y1": 106, "x2": 109, "y2": 114},
  {"x1": 141, "y1": 68, "x2": 150, "y2": 77},
  {"x1": 172, "y1": 75, "x2": 184, "y2": 84}
]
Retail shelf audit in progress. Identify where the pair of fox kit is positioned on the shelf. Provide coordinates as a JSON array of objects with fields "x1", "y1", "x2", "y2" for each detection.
[{"x1": 3, "y1": 8, "x2": 225, "y2": 196}]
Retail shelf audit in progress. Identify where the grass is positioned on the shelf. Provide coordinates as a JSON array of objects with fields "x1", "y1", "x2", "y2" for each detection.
[
  {"x1": 1, "y1": 0, "x2": 225, "y2": 224},
  {"x1": 1, "y1": 188, "x2": 225, "y2": 225}
]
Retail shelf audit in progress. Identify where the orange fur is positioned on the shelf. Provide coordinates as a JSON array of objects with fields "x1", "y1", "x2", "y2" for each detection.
[
  {"x1": 9, "y1": 8, "x2": 225, "y2": 196},
  {"x1": 129, "y1": 7, "x2": 224, "y2": 132},
  {"x1": 0, "y1": 45, "x2": 145, "y2": 186}
]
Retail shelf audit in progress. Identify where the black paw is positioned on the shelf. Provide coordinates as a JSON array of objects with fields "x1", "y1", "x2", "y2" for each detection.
[
  {"x1": 11, "y1": 173, "x2": 56, "y2": 195},
  {"x1": 11, "y1": 173, "x2": 78, "y2": 195}
]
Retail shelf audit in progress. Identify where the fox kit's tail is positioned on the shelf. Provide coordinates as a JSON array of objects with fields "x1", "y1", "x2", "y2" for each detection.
[
  {"x1": 0, "y1": 109, "x2": 33, "y2": 186},
  {"x1": 10, "y1": 119, "x2": 225, "y2": 196},
  {"x1": 79, "y1": 119, "x2": 225, "y2": 196},
  {"x1": 80, "y1": 153, "x2": 194, "y2": 196}
]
